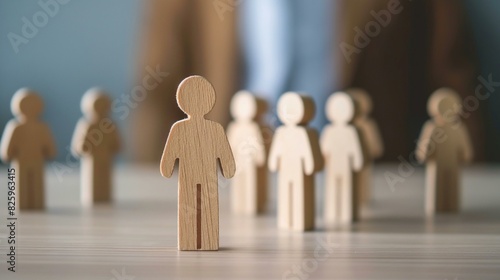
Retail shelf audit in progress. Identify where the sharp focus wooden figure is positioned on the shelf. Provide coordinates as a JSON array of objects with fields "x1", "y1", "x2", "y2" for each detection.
[{"x1": 160, "y1": 76, "x2": 236, "y2": 251}]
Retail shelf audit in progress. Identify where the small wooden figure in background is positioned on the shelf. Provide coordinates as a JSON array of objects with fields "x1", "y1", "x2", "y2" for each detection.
[
  {"x1": 321, "y1": 92, "x2": 363, "y2": 225},
  {"x1": 416, "y1": 88, "x2": 473, "y2": 216},
  {"x1": 71, "y1": 89, "x2": 120, "y2": 206},
  {"x1": 160, "y1": 76, "x2": 236, "y2": 251},
  {"x1": 268, "y1": 92, "x2": 323, "y2": 231},
  {"x1": 347, "y1": 88, "x2": 384, "y2": 205},
  {"x1": 0, "y1": 88, "x2": 57, "y2": 210},
  {"x1": 227, "y1": 91, "x2": 268, "y2": 215}
]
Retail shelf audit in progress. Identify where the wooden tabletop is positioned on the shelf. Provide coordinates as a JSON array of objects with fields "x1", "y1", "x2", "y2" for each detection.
[{"x1": 0, "y1": 164, "x2": 499, "y2": 280}]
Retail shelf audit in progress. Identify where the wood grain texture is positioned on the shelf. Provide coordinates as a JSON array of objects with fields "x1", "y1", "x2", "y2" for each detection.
[
  {"x1": 416, "y1": 88, "x2": 473, "y2": 217},
  {"x1": 348, "y1": 88, "x2": 384, "y2": 207},
  {"x1": 160, "y1": 76, "x2": 236, "y2": 251},
  {"x1": 0, "y1": 165, "x2": 499, "y2": 280},
  {"x1": 71, "y1": 89, "x2": 120, "y2": 206},
  {"x1": 0, "y1": 88, "x2": 57, "y2": 210},
  {"x1": 227, "y1": 91, "x2": 268, "y2": 215},
  {"x1": 321, "y1": 92, "x2": 363, "y2": 226},
  {"x1": 269, "y1": 93, "x2": 323, "y2": 231}
]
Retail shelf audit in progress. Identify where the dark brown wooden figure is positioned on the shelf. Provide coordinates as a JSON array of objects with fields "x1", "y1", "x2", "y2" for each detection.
[
  {"x1": 0, "y1": 88, "x2": 57, "y2": 210},
  {"x1": 160, "y1": 76, "x2": 236, "y2": 251},
  {"x1": 227, "y1": 91, "x2": 268, "y2": 215},
  {"x1": 71, "y1": 89, "x2": 120, "y2": 206},
  {"x1": 347, "y1": 88, "x2": 384, "y2": 205},
  {"x1": 416, "y1": 88, "x2": 473, "y2": 216}
]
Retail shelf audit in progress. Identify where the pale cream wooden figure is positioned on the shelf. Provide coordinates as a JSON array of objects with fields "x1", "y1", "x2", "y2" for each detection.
[
  {"x1": 160, "y1": 76, "x2": 236, "y2": 251},
  {"x1": 0, "y1": 89, "x2": 57, "y2": 210},
  {"x1": 347, "y1": 88, "x2": 384, "y2": 205},
  {"x1": 321, "y1": 92, "x2": 363, "y2": 225},
  {"x1": 268, "y1": 92, "x2": 323, "y2": 231},
  {"x1": 227, "y1": 91, "x2": 268, "y2": 215},
  {"x1": 416, "y1": 88, "x2": 473, "y2": 216},
  {"x1": 71, "y1": 89, "x2": 120, "y2": 206}
]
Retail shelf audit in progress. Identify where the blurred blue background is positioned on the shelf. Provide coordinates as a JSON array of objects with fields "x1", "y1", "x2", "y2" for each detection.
[
  {"x1": 1, "y1": 0, "x2": 500, "y2": 162},
  {"x1": 0, "y1": 0, "x2": 141, "y2": 161}
]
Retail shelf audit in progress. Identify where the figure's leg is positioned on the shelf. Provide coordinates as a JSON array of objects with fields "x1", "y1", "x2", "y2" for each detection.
[
  {"x1": 444, "y1": 167, "x2": 460, "y2": 213},
  {"x1": 435, "y1": 167, "x2": 446, "y2": 213},
  {"x1": 324, "y1": 171, "x2": 338, "y2": 227},
  {"x1": 178, "y1": 180, "x2": 197, "y2": 251},
  {"x1": 358, "y1": 164, "x2": 372, "y2": 205},
  {"x1": 245, "y1": 163, "x2": 257, "y2": 215},
  {"x1": 301, "y1": 175, "x2": 315, "y2": 231},
  {"x1": 277, "y1": 175, "x2": 291, "y2": 229},
  {"x1": 425, "y1": 162, "x2": 437, "y2": 217},
  {"x1": 80, "y1": 158, "x2": 93, "y2": 206},
  {"x1": 200, "y1": 173, "x2": 219, "y2": 250},
  {"x1": 16, "y1": 163, "x2": 30, "y2": 210},
  {"x1": 32, "y1": 165, "x2": 45, "y2": 210},
  {"x1": 257, "y1": 165, "x2": 268, "y2": 213},
  {"x1": 94, "y1": 157, "x2": 112, "y2": 202},
  {"x1": 340, "y1": 171, "x2": 353, "y2": 224}
]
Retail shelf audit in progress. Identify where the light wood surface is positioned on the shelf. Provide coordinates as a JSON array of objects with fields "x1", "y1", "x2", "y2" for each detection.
[
  {"x1": 416, "y1": 88, "x2": 473, "y2": 217},
  {"x1": 160, "y1": 76, "x2": 236, "y2": 251},
  {"x1": 0, "y1": 89, "x2": 57, "y2": 210},
  {"x1": 269, "y1": 93, "x2": 323, "y2": 231},
  {"x1": 71, "y1": 89, "x2": 120, "y2": 206},
  {"x1": 0, "y1": 165, "x2": 499, "y2": 279},
  {"x1": 321, "y1": 92, "x2": 363, "y2": 225}
]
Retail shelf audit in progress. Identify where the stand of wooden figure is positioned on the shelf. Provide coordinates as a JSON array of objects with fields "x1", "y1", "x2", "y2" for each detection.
[
  {"x1": 71, "y1": 89, "x2": 120, "y2": 206},
  {"x1": 160, "y1": 76, "x2": 236, "y2": 251},
  {"x1": 321, "y1": 92, "x2": 363, "y2": 225},
  {"x1": 348, "y1": 88, "x2": 384, "y2": 205},
  {"x1": 0, "y1": 89, "x2": 57, "y2": 210},
  {"x1": 227, "y1": 91, "x2": 268, "y2": 215},
  {"x1": 416, "y1": 88, "x2": 473, "y2": 216},
  {"x1": 268, "y1": 92, "x2": 323, "y2": 231}
]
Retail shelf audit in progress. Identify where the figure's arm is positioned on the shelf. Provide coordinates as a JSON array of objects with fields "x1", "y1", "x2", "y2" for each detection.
[
  {"x1": 216, "y1": 125, "x2": 236, "y2": 179},
  {"x1": 302, "y1": 128, "x2": 321, "y2": 175},
  {"x1": 43, "y1": 123, "x2": 57, "y2": 159},
  {"x1": 0, "y1": 121, "x2": 19, "y2": 162},
  {"x1": 349, "y1": 127, "x2": 363, "y2": 171},
  {"x1": 320, "y1": 126, "x2": 331, "y2": 160},
  {"x1": 459, "y1": 124, "x2": 473, "y2": 164},
  {"x1": 415, "y1": 121, "x2": 435, "y2": 163},
  {"x1": 160, "y1": 123, "x2": 180, "y2": 178},
  {"x1": 71, "y1": 119, "x2": 90, "y2": 157},
  {"x1": 268, "y1": 128, "x2": 282, "y2": 172}
]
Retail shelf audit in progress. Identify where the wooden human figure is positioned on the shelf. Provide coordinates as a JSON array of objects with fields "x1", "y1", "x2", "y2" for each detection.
[
  {"x1": 160, "y1": 76, "x2": 236, "y2": 251},
  {"x1": 347, "y1": 88, "x2": 384, "y2": 205},
  {"x1": 416, "y1": 88, "x2": 473, "y2": 216},
  {"x1": 268, "y1": 92, "x2": 323, "y2": 231},
  {"x1": 227, "y1": 91, "x2": 268, "y2": 215},
  {"x1": 71, "y1": 89, "x2": 120, "y2": 206},
  {"x1": 0, "y1": 88, "x2": 57, "y2": 210},
  {"x1": 321, "y1": 92, "x2": 363, "y2": 225}
]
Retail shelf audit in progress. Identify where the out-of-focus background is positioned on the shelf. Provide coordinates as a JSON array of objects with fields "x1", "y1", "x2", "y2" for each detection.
[{"x1": 1, "y1": 0, "x2": 500, "y2": 165}]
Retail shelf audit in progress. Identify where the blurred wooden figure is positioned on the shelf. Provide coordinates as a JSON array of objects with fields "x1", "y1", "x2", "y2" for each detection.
[
  {"x1": 160, "y1": 76, "x2": 236, "y2": 251},
  {"x1": 268, "y1": 92, "x2": 323, "y2": 231},
  {"x1": 321, "y1": 92, "x2": 363, "y2": 225},
  {"x1": 0, "y1": 89, "x2": 57, "y2": 210},
  {"x1": 227, "y1": 91, "x2": 268, "y2": 215},
  {"x1": 416, "y1": 88, "x2": 473, "y2": 216},
  {"x1": 348, "y1": 88, "x2": 384, "y2": 205},
  {"x1": 71, "y1": 89, "x2": 120, "y2": 206}
]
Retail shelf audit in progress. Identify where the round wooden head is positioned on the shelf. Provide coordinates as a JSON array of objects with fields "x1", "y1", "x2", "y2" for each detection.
[
  {"x1": 326, "y1": 92, "x2": 355, "y2": 124},
  {"x1": 230, "y1": 90, "x2": 257, "y2": 121},
  {"x1": 277, "y1": 92, "x2": 315, "y2": 126},
  {"x1": 427, "y1": 87, "x2": 459, "y2": 118},
  {"x1": 347, "y1": 88, "x2": 372, "y2": 117},
  {"x1": 438, "y1": 93, "x2": 462, "y2": 124},
  {"x1": 177, "y1": 76, "x2": 216, "y2": 118},
  {"x1": 81, "y1": 88, "x2": 112, "y2": 119},
  {"x1": 11, "y1": 88, "x2": 44, "y2": 121}
]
